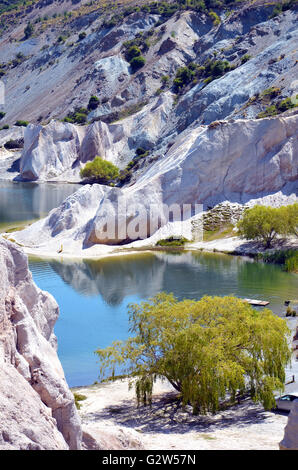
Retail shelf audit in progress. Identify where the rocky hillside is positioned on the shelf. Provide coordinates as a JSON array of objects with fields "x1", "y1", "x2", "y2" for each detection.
[{"x1": 0, "y1": 0, "x2": 297, "y2": 182}]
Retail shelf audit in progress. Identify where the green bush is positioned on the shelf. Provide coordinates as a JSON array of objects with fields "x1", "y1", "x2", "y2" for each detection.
[
  {"x1": 161, "y1": 75, "x2": 170, "y2": 86},
  {"x1": 0, "y1": 111, "x2": 5, "y2": 119},
  {"x1": 130, "y1": 55, "x2": 146, "y2": 72},
  {"x1": 126, "y1": 45, "x2": 142, "y2": 62},
  {"x1": 63, "y1": 107, "x2": 88, "y2": 124},
  {"x1": 277, "y1": 97, "x2": 295, "y2": 112},
  {"x1": 173, "y1": 66, "x2": 196, "y2": 92},
  {"x1": 209, "y1": 11, "x2": 220, "y2": 26},
  {"x1": 241, "y1": 54, "x2": 251, "y2": 64},
  {"x1": 73, "y1": 393, "x2": 87, "y2": 410},
  {"x1": 88, "y1": 95, "x2": 100, "y2": 110},
  {"x1": 15, "y1": 120, "x2": 28, "y2": 127},
  {"x1": 124, "y1": 44, "x2": 146, "y2": 73},
  {"x1": 78, "y1": 32, "x2": 87, "y2": 41},
  {"x1": 206, "y1": 59, "x2": 232, "y2": 78},
  {"x1": 156, "y1": 236, "x2": 189, "y2": 247},
  {"x1": 80, "y1": 156, "x2": 120, "y2": 183},
  {"x1": 24, "y1": 22, "x2": 34, "y2": 39},
  {"x1": 257, "y1": 105, "x2": 278, "y2": 119}
]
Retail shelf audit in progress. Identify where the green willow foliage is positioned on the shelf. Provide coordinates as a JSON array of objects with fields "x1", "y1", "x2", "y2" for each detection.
[
  {"x1": 96, "y1": 293, "x2": 291, "y2": 414},
  {"x1": 80, "y1": 156, "x2": 120, "y2": 183},
  {"x1": 237, "y1": 203, "x2": 298, "y2": 248}
]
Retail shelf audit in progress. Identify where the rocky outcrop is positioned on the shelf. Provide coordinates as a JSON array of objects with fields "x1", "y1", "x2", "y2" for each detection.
[
  {"x1": 0, "y1": 238, "x2": 82, "y2": 449},
  {"x1": 280, "y1": 401, "x2": 298, "y2": 450},
  {"x1": 12, "y1": 113, "x2": 298, "y2": 253},
  {"x1": 82, "y1": 426, "x2": 144, "y2": 450},
  {"x1": 18, "y1": 93, "x2": 173, "y2": 181},
  {"x1": 0, "y1": 5, "x2": 296, "y2": 183}
]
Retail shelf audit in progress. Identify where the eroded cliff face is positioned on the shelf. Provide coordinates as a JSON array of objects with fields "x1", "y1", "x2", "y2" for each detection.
[
  {"x1": 18, "y1": 93, "x2": 173, "y2": 181},
  {"x1": 0, "y1": 3, "x2": 297, "y2": 183},
  {"x1": 12, "y1": 113, "x2": 298, "y2": 253},
  {"x1": 0, "y1": 238, "x2": 82, "y2": 449},
  {"x1": 280, "y1": 401, "x2": 298, "y2": 450}
]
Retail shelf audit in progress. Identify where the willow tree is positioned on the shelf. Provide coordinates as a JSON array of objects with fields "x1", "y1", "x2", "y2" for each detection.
[
  {"x1": 237, "y1": 205, "x2": 286, "y2": 248},
  {"x1": 96, "y1": 294, "x2": 291, "y2": 414}
]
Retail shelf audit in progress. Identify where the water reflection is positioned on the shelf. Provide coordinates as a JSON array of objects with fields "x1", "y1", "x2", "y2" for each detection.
[
  {"x1": 29, "y1": 251, "x2": 297, "y2": 386},
  {"x1": 40, "y1": 251, "x2": 297, "y2": 313},
  {"x1": 49, "y1": 253, "x2": 166, "y2": 305},
  {"x1": 0, "y1": 181, "x2": 79, "y2": 224}
]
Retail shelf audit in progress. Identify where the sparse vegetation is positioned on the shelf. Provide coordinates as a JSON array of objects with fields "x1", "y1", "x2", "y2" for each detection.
[
  {"x1": 88, "y1": 95, "x2": 100, "y2": 111},
  {"x1": 209, "y1": 11, "x2": 220, "y2": 26},
  {"x1": 15, "y1": 120, "x2": 28, "y2": 127},
  {"x1": 156, "y1": 236, "x2": 189, "y2": 247},
  {"x1": 254, "y1": 87, "x2": 297, "y2": 118},
  {"x1": 173, "y1": 57, "x2": 234, "y2": 94},
  {"x1": 118, "y1": 147, "x2": 149, "y2": 184},
  {"x1": 257, "y1": 97, "x2": 297, "y2": 118},
  {"x1": 24, "y1": 21, "x2": 34, "y2": 39},
  {"x1": 73, "y1": 392, "x2": 87, "y2": 410},
  {"x1": 241, "y1": 54, "x2": 251, "y2": 64},
  {"x1": 63, "y1": 107, "x2": 88, "y2": 124}
]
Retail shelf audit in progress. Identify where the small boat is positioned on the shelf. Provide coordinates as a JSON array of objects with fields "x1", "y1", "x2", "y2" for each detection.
[{"x1": 243, "y1": 298, "x2": 270, "y2": 307}]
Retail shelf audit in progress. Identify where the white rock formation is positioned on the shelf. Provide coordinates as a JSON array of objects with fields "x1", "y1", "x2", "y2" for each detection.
[
  {"x1": 12, "y1": 113, "x2": 298, "y2": 255},
  {"x1": 19, "y1": 92, "x2": 174, "y2": 182},
  {"x1": 280, "y1": 401, "x2": 298, "y2": 450},
  {"x1": 0, "y1": 238, "x2": 82, "y2": 449}
]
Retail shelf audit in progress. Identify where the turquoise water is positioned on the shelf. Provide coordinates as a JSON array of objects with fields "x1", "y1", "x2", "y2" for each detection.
[
  {"x1": 29, "y1": 251, "x2": 298, "y2": 388},
  {"x1": 0, "y1": 180, "x2": 79, "y2": 224}
]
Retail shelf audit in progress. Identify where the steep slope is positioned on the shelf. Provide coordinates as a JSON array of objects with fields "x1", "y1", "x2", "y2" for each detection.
[
  {"x1": 0, "y1": 1, "x2": 297, "y2": 183},
  {"x1": 0, "y1": 238, "x2": 82, "y2": 449}
]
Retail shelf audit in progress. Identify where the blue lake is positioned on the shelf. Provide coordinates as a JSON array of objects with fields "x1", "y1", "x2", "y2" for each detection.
[
  {"x1": 0, "y1": 180, "x2": 79, "y2": 225},
  {"x1": 0, "y1": 181, "x2": 296, "y2": 389}
]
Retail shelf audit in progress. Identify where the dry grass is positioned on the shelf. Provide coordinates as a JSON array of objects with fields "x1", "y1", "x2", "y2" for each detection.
[{"x1": 203, "y1": 224, "x2": 235, "y2": 242}]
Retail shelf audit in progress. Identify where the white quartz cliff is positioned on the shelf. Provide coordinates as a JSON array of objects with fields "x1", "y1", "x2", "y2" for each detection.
[
  {"x1": 0, "y1": 238, "x2": 82, "y2": 449},
  {"x1": 12, "y1": 113, "x2": 298, "y2": 254}
]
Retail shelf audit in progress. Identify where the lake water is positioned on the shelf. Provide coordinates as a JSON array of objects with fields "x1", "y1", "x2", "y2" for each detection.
[
  {"x1": 29, "y1": 251, "x2": 298, "y2": 388},
  {"x1": 0, "y1": 180, "x2": 79, "y2": 226},
  {"x1": 0, "y1": 181, "x2": 297, "y2": 389}
]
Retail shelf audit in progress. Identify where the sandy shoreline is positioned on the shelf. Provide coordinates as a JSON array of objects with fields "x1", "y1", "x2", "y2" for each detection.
[{"x1": 3, "y1": 232, "x2": 298, "y2": 262}]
